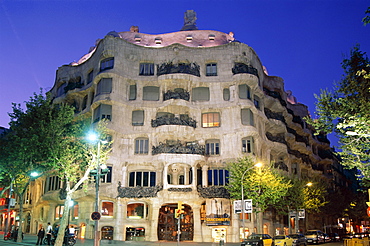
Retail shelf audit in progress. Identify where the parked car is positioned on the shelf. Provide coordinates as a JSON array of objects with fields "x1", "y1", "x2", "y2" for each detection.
[
  {"x1": 304, "y1": 230, "x2": 325, "y2": 244},
  {"x1": 274, "y1": 235, "x2": 294, "y2": 246},
  {"x1": 241, "y1": 234, "x2": 274, "y2": 246},
  {"x1": 327, "y1": 233, "x2": 340, "y2": 242},
  {"x1": 289, "y1": 233, "x2": 307, "y2": 246},
  {"x1": 323, "y1": 233, "x2": 331, "y2": 243}
]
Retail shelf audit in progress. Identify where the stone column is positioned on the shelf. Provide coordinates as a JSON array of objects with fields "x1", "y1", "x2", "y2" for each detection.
[
  {"x1": 192, "y1": 204, "x2": 203, "y2": 242},
  {"x1": 115, "y1": 198, "x2": 124, "y2": 240},
  {"x1": 202, "y1": 165, "x2": 208, "y2": 187},
  {"x1": 148, "y1": 203, "x2": 160, "y2": 241}
]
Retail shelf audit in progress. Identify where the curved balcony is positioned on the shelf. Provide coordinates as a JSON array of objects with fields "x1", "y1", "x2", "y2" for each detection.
[
  {"x1": 152, "y1": 140, "x2": 205, "y2": 155},
  {"x1": 232, "y1": 62, "x2": 258, "y2": 77},
  {"x1": 157, "y1": 62, "x2": 200, "y2": 77},
  {"x1": 151, "y1": 116, "x2": 197, "y2": 128},
  {"x1": 163, "y1": 88, "x2": 190, "y2": 101}
]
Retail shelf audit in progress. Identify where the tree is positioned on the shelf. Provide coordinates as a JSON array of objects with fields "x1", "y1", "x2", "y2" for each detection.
[
  {"x1": 363, "y1": 6, "x2": 370, "y2": 26},
  {"x1": 226, "y1": 156, "x2": 292, "y2": 233},
  {"x1": 308, "y1": 46, "x2": 370, "y2": 184}
]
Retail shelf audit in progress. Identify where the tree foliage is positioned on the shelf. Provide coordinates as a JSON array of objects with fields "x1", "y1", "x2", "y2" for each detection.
[{"x1": 307, "y1": 46, "x2": 370, "y2": 183}]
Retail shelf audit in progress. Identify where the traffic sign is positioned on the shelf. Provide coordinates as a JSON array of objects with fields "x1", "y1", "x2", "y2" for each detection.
[{"x1": 91, "y1": 211, "x2": 101, "y2": 220}]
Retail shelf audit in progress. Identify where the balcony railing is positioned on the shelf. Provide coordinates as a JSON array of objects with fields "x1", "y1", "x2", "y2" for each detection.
[
  {"x1": 232, "y1": 62, "x2": 258, "y2": 77},
  {"x1": 117, "y1": 183, "x2": 163, "y2": 198},
  {"x1": 157, "y1": 62, "x2": 200, "y2": 77},
  {"x1": 151, "y1": 116, "x2": 197, "y2": 128},
  {"x1": 152, "y1": 140, "x2": 205, "y2": 155},
  {"x1": 163, "y1": 88, "x2": 190, "y2": 101},
  {"x1": 197, "y1": 186, "x2": 230, "y2": 199}
]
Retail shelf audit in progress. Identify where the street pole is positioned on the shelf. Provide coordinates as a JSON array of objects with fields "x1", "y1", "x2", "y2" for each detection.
[
  {"x1": 94, "y1": 140, "x2": 101, "y2": 246},
  {"x1": 4, "y1": 178, "x2": 14, "y2": 234}
]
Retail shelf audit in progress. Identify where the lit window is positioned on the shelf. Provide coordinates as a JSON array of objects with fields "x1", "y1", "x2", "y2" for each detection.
[
  {"x1": 135, "y1": 138, "x2": 149, "y2": 154},
  {"x1": 127, "y1": 203, "x2": 148, "y2": 219},
  {"x1": 242, "y1": 137, "x2": 254, "y2": 154},
  {"x1": 207, "y1": 169, "x2": 229, "y2": 186},
  {"x1": 206, "y1": 139, "x2": 220, "y2": 155},
  {"x1": 129, "y1": 171, "x2": 156, "y2": 187},
  {"x1": 202, "y1": 112, "x2": 220, "y2": 128},
  {"x1": 139, "y1": 63, "x2": 154, "y2": 76},
  {"x1": 206, "y1": 63, "x2": 217, "y2": 76},
  {"x1": 101, "y1": 201, "x2": 114, "y2": 216},
  {"x1": 100, "y1": 57, "x2": 114, "y2": 72},
  {"x1": 241, "y1": 108, "x2": 254, "y2": 126}
]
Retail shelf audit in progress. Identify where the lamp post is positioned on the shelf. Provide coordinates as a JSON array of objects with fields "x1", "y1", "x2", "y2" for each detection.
[
  {"x1": 241, "y1": 162, "x2": 262, "y2": 240},
  {"x1": 4, "y1": 177, "x2": 15, "y2": 235}
]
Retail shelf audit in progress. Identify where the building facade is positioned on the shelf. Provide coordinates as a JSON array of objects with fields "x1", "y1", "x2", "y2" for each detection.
[{"x1": 7, "y1": 11, "x2": 349, "y2": 243}]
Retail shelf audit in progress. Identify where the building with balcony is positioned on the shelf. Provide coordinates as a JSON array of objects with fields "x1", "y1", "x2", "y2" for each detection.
[{"x1": 21, "y1": 10, "x2": 350, "y2": 243}]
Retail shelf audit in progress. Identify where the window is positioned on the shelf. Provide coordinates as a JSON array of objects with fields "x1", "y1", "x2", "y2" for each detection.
[
  {"x1": 192, "y1": 87, "x2": 210, "y2": 101},
  {"x1": 206, "y1": 63, "x2": 217, "y2": 76},
  {"x1": 57, "y1": 83, "x2": 67, "y2": 97},
  {"x1": 101, "y1": 226, "x2": 114, "y2": 240},
  {"x1": 206, "y1": 139, "x2": 220, "y2": 155},
  {"x1": 93, "y1": 104, "x2": 112, "y2": 122},
  {"x1": 101, "y1": 166, "x2": 112, "y2": 183},
  {"x1": 242, "y1": 137, "x2": 254, "y2": 154},
  {"x1": 46, "y1": 176, "x2": 61, "y2": 192},
  {"x1": 96, "y1": 78, "x2": 112, "y2": 95},
  {"x1": 143, "y1": 86, "x2": 159, "y2": 101},
  {"x1": 55, "y1": 205, "x2": 64, "y2": 219},
  {"x1": 207, "y1": 169, "x2": 229, "y2": 186},
  {"x1": 127, "y1": 203, "x2": 148, "y2": 219},
  {"x1": 129, "y1": 84, "x2": 137, "y2": 100},
  {"x1": 82, "y1": 95, "x2": 88, "y2": 110},
  {"x1": 223, "y1": 88, "x2": 230, "y2": 101},
  {"x1": 135, "y1": 138, "x2": 149, "y2": 154},
  {"x1": 101, "y1": 201, "x2": 114, "y2": 216},
  {"x1": 239, "y1": 84, "x2": 251, "y2": 100},
  {"x1": 202, "y1": 112, "x2": 220, "y2": 128},
  {"x1": 87, "y1": 70, "x2": 94, "y2": 84},
  {"x1": 100, "y1": 57, "x2": 114, "y2": 72},
  {"x1": 241, "y1": 108, "x2": 254, "y2": 126},
  {"x1": 129, "y1": 171, "x2": 156, "y2": 187},
  {"x1": 132, "y1": 110, "x2": 144, "y2": 126},
  {"x1": 254, "y1": 95, "x2": 261, "y2": 109},
  {"x1": 139, "y1": 63, "x2": 154, "y2": 76}
]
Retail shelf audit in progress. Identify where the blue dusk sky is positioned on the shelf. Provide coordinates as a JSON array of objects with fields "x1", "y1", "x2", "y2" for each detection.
[{"x1": 0, "y1": 0, "x2": 369, "y2": 145}]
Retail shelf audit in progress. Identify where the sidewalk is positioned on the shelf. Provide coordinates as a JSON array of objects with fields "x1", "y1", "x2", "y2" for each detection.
[{"x1": 1, "y1": 233, "x2": 241, "y2": 246}]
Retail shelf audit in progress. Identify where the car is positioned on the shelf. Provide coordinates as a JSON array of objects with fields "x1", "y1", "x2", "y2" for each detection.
[
  {"x1": 327, "y1": 233, "x2": 340, "y2": 242},
  {"x1": 323, "y1": 233, "x2": 330, "y2": 243},
  {"x1": 304, "y1": 230, "x2": 325, "y2": 244},
  {"x1": 289, "y1": 233, "x2": 307, "y2": 246},
  {"x1": 274, "y1": 235, "x2": 294, "y2": 246},
  {"x1": 241, "y1": 234, "x2": 274, "y2": 246}
]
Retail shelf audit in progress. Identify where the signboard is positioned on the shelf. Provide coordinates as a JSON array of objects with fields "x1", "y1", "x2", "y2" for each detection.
[
  {"x1": 205, "y1": 199, "x2": 231, "y2": 226},
  {"x1": 234, "y1": 199, "x2": 253, "y2": 214},
  {"x1": 298, "y1": 209, "x2": 305, "y2": 219},
  {"x1": 91, "y1": 211, "x2": 101, "y2": 221}
]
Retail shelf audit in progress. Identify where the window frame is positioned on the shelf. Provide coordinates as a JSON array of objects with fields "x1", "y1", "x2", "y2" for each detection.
[
  {"x1": 207, "y1": 169, "x2": 229, "y2": 186},
  {"x1": 206, "y1": 63, "x2": 217, "y2": 76},
  {"x1": 134, "y1": 138, "x2": 149, "y2": 154},
  {"x1": 205, "y1": 139, "x2": 220, "y2": 155},
  {"x1": 202, "y1": 112, "x2": 220, "y2": 128},
  {"x1": 139, "y1": 63, "x2": 154, "y2": 76},
  {"x1": 129, "y1": 171, "x2": 156, "y2": 187},
  {"x1": 100, "y1": 57, "x2": 114, "y2": 72},
  {"x1": 242, "y1": 137, "x2": 255, "y2": 154}
]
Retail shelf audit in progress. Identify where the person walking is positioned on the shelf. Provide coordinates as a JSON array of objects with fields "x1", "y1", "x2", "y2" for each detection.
[
  {"x1": 46, "y1": 222, "x2": 53, "y2": 245},
  {"x1": 36, "y1": 225, "x2": 45, "y2": 245}
]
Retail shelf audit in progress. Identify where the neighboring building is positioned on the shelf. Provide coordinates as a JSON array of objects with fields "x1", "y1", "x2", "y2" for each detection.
[{"x1": 6, "y1": 11, "x2": 356, "y2": 243}]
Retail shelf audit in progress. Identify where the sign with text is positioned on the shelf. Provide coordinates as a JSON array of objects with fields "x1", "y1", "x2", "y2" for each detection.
[{"x1": 234, "y1": 199, "x2": 253, "y2": 213}]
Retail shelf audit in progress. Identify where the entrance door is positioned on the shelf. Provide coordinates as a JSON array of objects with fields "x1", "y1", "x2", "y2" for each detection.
[{"x1": 158, "y1": 204, "x2": 193, "y2": 241}]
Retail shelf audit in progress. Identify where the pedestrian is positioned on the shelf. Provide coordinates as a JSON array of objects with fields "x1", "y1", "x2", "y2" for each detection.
[
  {"x1": 69, "y1": 225, "x2": 75, "y2": 236},
  {"x1": 46, "y1": 222, "x2": 53, "y2": 245},
  {"x1": 36, "y1": 225, "x2": 45, "y2": 245}
]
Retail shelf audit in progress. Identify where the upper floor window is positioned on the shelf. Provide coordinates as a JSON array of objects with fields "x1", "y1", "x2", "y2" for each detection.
[
  {"x1": 254, "y1": 95, "x2": 261, "y2": 110},
  {"x1": 101, "y1": 166, "x2": 112, "y2": 183},
  {"x1": 129, "y1": 171, "x2": 156, "y2": 187},
  {"x1": 94, "y1": 104, "x2": 112, "y2": 122},
  {"x1": 45, "y1": 176, "x2": 61, "y2": 192},
  {"x1": 206, "y1": 139, "x2": 220, "y2": 155},
  {"x1": 207, "y1": 169, "x2": 229, "y2": 186},
  {"x1": 135, "y1": 138, "x2": 149, "y2": 154},
  {"x1": 241, "y1": 108, "x2": 254, "y2": 126},
  {"x1": 242, "y1": 137, "x2": 254, "y2": 154},
  {"x1": 55, "y1": 205, "x2": 65, "y2": 220},
  {"x1": 192, "y1": 87, "x2": 210, "y2": 101},
  {"x1": 223, "y1": 88, "x2": 230, "y2": 101},
  {"x1": 239, "y1": 84, "x2": 251, "y2": 100},
  {"x1": 202, "y1": 112, "x2": 220, "y2": 128},
  {"x1": 87, "y1": 70, "x2": 94, "y2": 84},
  {"x1": 129, "y1": 84, "x2": 137, "y2": 100},
  {"x1": 206, "y1": 63, "x2": 217, "y2": 76},
  {"x1": 96, "y1": 78, "x2": 112, "y2": 95},
  {"x1": 132, "y1": 110, "x2": 144, "y2": 126},
  {"x1": 100, "y1": 57, "x2": 114, "y2": 72},
  {"x1": 139, "y1": 63, "x2": 154, "y2": 76},
  {"x1": 82, "y1": 95, "x2": 88, "y2": 111},
  {"x1": 143, "y1": 86, "x2": 160, "y2": 101},
  {"x1": 101, "y1": 201, "x2": 114, "y2": 216}
]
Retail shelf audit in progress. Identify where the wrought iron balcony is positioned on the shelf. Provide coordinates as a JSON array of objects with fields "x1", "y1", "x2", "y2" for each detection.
[
  {"x1": 232, "y1": 62, "x2": 258, "y2": 77},
  {"x1": 151, "y1": 115, "x2": 197, "y2": 128},
  {"x1": 157, "y1": 62, "x2": 200, "y2": 77},
  {"x1": 152, "y1": 140, "x2": 205, "y2": 155}
]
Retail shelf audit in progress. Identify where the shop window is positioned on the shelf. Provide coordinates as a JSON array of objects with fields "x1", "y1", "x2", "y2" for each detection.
[
  {"x1": 205, "y1": 139, "x2": 220, "y2": 155},
  {"x1": 241, "y1": 108, "x2": 254, "y2": 126},
  {"x1": 93, "y1": 104, "x2": 112, "y2": 122},
  {"x1": 139, "y1": 63, "x2": 154, "y2": 76},
  {"x1": 129, "y1": 171, "x2": 156, "y2": 187},
  {"x1": 101, "y1": 226, "x2": 114, "y2": 240},
  {"x1": 126, "y1": 227, "x2": 145, "y2": 241},
  {"x1": 101, "y1": 166, "x2": 112, "y2": 183},
  {"x1": 202, "y1": 112, "x2": 220, "y2": 128},
  {"x1": 207, "y1": 169, "x2": 229, "y2": 186},
  {"x1": 127, "y1": 203, "x2": 148, "y2": 219},
  {"x1": 129, "y1": 84, "x2": 137, "y2": 100},
  {"x1": 192, "y1": 87, "x2": 210, "y2": 101},
  {"x1": 239, "y1": 84, "x2": 251, "y2": 100},
  {"x1": 96, "y1": 78, "x2": 112, "y2": 95},
  {"x1": 134, "y1": 138, "x2": 149, "y2": 154},
  {"x1": 143, "y1": 86, "x2": 160, "y2": 101},
  {"x1": 101, "y1": 201, "x2": 114, "y2": 216},
  {"x1": 242, "y1": 137, "x2": 254, "y2": 154},
  {"x1": 100, "y1": 57, "x2": 114, "y2": 72},
  {"x1": 223, "y1": 88, "x2": 230, "y2": 101},
  {"x1": 206, "y1": 63, "x2": 217, "y2": 76},
  {"x1": 132, "y1": 110, "x2": 144, "y2": 126}
]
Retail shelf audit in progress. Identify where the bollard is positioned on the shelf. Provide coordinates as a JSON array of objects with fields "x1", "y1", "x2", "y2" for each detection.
[{"x1": 219, "y1": 238, "x2": 225, "y2": 246}]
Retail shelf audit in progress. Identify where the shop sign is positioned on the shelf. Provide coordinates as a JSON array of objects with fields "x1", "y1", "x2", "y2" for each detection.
[{"x1": 206, "y1": 198, "x2": 231, "y2": 226}]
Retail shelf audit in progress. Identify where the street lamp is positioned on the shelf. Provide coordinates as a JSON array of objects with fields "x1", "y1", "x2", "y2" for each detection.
[
  {"x1": 241, "y1": 162, "x2": 262, "y2": 240},
  {"x1": 87, "y1": 132, "x2": 108, "y2": 246}
]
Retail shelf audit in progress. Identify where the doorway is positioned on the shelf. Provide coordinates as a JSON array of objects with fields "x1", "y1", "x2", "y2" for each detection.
[{"x1": 157, "y1": 204, "x2": 193, "y2": 241}]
